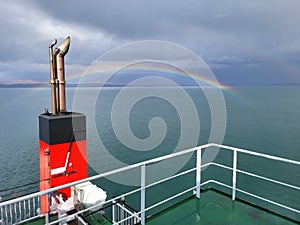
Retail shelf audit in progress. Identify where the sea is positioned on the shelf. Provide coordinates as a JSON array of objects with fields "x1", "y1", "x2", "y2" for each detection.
[{"x1": 0, "y1": 85, "x2": 299, "y2": 221}]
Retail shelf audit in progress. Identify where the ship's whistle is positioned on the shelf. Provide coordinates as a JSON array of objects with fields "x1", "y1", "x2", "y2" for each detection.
[{"x1": 48, "y1": 36, "x2": 70, "y2": 114}]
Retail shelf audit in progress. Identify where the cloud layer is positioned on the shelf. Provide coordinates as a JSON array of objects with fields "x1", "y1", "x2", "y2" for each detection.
[{"x1": 0, "y1": 0, "x2": 300, "y2": 85}]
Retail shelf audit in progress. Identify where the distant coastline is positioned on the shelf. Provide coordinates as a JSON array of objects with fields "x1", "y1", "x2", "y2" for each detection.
[{"x1": 0, "y1": 83, "x2": 300, "y2": 88}]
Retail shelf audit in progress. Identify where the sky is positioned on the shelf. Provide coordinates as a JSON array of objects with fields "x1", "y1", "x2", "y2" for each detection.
[{"x1": 0, "y1": 0, "x2": 300, "y2": 86}]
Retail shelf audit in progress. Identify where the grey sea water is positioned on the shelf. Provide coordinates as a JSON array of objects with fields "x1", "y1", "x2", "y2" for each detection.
[{"x1": 0, "y1": 86, "x2": 299, "y2": 220}]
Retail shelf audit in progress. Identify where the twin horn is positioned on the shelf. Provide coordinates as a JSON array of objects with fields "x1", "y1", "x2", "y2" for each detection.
[{"x1": 48, "y1": 36, "x2": 70, "y2": 114}]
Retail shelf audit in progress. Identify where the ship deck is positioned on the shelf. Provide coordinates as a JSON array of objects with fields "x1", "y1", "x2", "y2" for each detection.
[
  {"x1": 146, "y1": 189, "x2": 298, "y2": 225},
  {"x1": 25, "y1": 189, "x2": 298, "y2": 225}
]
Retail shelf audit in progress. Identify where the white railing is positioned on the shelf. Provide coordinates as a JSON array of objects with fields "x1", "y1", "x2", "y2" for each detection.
[
  {"x1": 0, "y1": 143, "x2": 299, "y2": 225},
  {"x1": 112, "y1": 201, "x2": 140, "y2": 225},
  {"x1": 0, "y1": 195, "x2": 41, "y2": 224}
]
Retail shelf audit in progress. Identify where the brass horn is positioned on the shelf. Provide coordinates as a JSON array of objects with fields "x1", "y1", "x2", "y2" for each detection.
[
  {"x1": 48, "y1": 39, "x2": 58, "y2": 114},
  {"x1": 54, "y1": 36, "x2": 70, "y2": 113}
]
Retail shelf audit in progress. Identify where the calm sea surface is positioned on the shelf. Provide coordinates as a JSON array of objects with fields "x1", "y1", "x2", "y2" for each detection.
[{"x1": 0, "y1": 86, "x2": 299, "y2": 220}]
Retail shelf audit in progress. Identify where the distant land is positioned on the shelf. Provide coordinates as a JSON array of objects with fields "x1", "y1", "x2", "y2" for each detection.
[
  {"x1": 0, "y1": 83, "x2": 122, "y2": 88},
  {"x1": 0, "y1": 83, "x2": 300, "y2": 88}
]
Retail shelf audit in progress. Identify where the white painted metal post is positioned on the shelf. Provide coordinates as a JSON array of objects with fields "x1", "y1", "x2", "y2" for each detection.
[
  {"x1": 0, "y1": 206, "x2": 2, "y2": 225},
  {"x1": 45, "y1": 213, "x2": 49, "y2": 225},
  {"x1": 112, "y1": 200, "x2": 116, "y2": 224},
  {"x1": 232, "y1": 150, "x2": 237, "y2": 200},
  {"x1": 196, "y1": 148, "x2": 202, "y2": 199},
  {"x1": 140, "y1": 164, "x2": 146, "y2": 225}
]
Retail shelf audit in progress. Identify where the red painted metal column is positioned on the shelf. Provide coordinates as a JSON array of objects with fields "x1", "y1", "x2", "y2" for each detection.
[{"x1": 39, "y1": 112, "x2": 87, "y2": 214}]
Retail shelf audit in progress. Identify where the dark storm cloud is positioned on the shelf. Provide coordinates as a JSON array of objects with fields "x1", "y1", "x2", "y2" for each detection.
[
  {"x1": 33, "y1": 1, "x2": 188, "y2": 39},
  {"x1": 0, "y1": 0, "x2": 300, "y2": 84},
  {"x1": 32, "y1": 0, "x2": 300, "y2": 54}
]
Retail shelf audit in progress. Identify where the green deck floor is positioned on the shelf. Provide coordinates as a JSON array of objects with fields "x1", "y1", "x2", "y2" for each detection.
[
  {"x1": 146, "y1": 190, "x2": 298, "y2": 225},
  {"x1": 24, "y1": 214, "x2": 112, "y2": 225},
  {"x1": 25, "y1": 189, "x2": 298, "y2": 225}
]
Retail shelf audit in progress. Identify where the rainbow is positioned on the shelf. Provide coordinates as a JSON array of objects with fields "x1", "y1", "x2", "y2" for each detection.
[{"x1": 63, "y1": 60, "x2": 232, "y2": 90}]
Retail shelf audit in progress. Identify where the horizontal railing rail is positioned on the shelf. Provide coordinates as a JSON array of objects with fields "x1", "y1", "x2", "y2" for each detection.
[
  {"x1": 112, "y1": 202, "x2": 140, "y2": 225},
  {"x1": 0, "y1": 143, "x2": 299, "y2": 225}
]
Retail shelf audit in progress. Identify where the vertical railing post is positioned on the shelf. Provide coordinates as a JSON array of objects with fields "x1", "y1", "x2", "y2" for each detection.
[
  {"x1": 45, "y1": 212, "x2": 49, "y2": 225},
  {"x1": 196, "y1": 148, "x2": 202, "y2": 199},
  {"x1": 112, "y1": 200, "x2": 116, "y2": 224},
  {"x1": 140, "y1": 164, "x2": 146, "y2": 225},
  {"x1": 232, "y1": 150, "x2": 237, "y2": 200},
  {"x1": 0, "y1": 206, "x2": 2, "y2": 225}
]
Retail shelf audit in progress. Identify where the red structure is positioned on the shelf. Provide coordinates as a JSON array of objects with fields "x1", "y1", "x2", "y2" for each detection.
[
  {"x1": 39, "y1": 37, "x2": 87, "y2": 213},
  {"x1": 39, "y1": 113, "x2": 87, "y2": 213}
]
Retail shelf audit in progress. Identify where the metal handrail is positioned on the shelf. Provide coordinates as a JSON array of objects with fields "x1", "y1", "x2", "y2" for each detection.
[
  {"x1": 112, "y1": 202, "x2": 140, "y2": 225},
  {"x1": 211, "y1": 143, "x2": 300, "y2": 165},
  {"x1": 0, "y1": 143, "x2": 299, "y2": 225}
]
